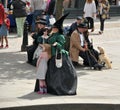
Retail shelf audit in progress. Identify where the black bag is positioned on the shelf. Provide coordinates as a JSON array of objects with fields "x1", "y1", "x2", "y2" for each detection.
[{"x1": 46, "y1": 55, "x2": 77, "y2": 95}]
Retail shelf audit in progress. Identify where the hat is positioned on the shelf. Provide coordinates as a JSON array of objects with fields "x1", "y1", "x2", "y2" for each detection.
[
  {"x1": 52, "y1": 12, "x2": 69, "y2": 29},
  {"x1": 77, "y1": 16, "x2": 82, "y2": 20},
  {"x1": 35, "y1": 18, "x2": 47, "y2": 25},
  {"x1": 77, "y1": 23, "x2": 88, "y2": 28}
]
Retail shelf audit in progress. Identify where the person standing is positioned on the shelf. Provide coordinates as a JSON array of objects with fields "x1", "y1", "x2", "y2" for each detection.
[
  {"x1": 26, "y1": 18, "x2": 47, "y2": 65},
  {"x1": 45, "y1": 13, "x2": 77, "y2": 95},
  {"x1": 0, "y1": 3, "x2": 5, "y2": 46},
  {"x1": 97, "y1": 0, "x2": 110, "y2": 34},
  {"x1": 45, "y1": 0, "x2": 56, "y2": 27},
  {"x1": 12, "y1": 0, "x2": 27, "y2": 37},
  {"x1": 83, "y1": 0, "x2": 96, "y2": 32},
  {"x1": 30, "y1": 0, "x2": 46, "y2": 32},
  {"x1": 34, "y1": 28, "x2": 50, "y2": 94},
  {"x1": 0, "y1": 12, "x2": 10, "y2": 48}
]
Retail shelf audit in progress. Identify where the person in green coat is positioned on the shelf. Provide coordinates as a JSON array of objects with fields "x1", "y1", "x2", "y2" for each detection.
[{"x1": 45, "y1": 13, "x2": 77, "y2": 95}]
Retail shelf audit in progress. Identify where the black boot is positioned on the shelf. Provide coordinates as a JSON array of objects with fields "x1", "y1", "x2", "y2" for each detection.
[{"x1": 94, "y1": 63, "x2": 103, "y2": 70}]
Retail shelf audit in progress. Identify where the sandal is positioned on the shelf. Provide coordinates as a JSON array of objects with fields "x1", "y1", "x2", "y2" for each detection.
[
  {"x1": 5, "y1": 45, "x2": 9, "y2": 48},
  {"x1": 0, "y1": 45, "x2": 3, "y2": 48}
]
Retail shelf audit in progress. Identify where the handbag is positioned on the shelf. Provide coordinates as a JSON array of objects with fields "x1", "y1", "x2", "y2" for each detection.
[{"x1": 55, "y1": 50, "x2": 62, "y2": 68}]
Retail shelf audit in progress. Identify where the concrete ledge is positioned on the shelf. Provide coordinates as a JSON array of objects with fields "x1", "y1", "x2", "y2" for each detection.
[{"x1": 1, "y1": 103, "x2": 120, "y2": 110}]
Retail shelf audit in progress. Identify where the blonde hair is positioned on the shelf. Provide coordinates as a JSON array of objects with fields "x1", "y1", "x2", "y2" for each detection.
[{"x1": 86, "y1": 0, "x2": 93, "y2": 3}]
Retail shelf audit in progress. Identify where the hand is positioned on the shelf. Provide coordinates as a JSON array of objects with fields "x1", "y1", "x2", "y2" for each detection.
[
  {"x1": 39, "y1": 44, "x2": 45, "y2": 51},
  {"x1": 30, "y1": 32, "x2": 35, "y2": 37},
  {"x1": 53, "y1": 42, "x2": 57, "y2": 46}
]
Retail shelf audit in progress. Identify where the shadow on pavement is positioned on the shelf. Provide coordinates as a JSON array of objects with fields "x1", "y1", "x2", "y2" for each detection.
[{"x1": 0, "y1": 52, "x2": 35, "y2": 85}]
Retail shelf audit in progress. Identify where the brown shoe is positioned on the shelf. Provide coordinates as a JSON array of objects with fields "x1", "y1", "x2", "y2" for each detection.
[{"x1": 91, "y1": 28, "x2": 94, "y2": 32}]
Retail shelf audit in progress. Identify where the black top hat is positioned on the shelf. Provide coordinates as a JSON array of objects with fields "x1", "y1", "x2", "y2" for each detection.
[
  {"x1": 77, "y1": 23, "x2": 88, "y2": 28},
  {"x1": 35, "y1": 18, "x2": 47, "y2": 25},
  {"x1": 52, "y1": 13, "x2": 69, "y2": 29}
]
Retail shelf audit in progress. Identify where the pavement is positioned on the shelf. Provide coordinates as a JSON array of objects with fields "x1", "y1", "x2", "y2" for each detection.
[{"x1": 0, "y1": 16, "x2": 120, "y2": 110}]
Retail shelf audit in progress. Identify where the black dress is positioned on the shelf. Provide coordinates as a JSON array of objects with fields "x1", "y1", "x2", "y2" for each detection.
[{"x1": 46, "y1": 32, "x2": 77, "y2": 95}]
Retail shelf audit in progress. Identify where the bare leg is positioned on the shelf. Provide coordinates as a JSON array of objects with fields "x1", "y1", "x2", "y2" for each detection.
[
  {"x1": 4, "y1": 36, "x2": 8, "y2": 48},
  {"x1": 0, "y1": 36, "x2": 3, "y2": 48}
]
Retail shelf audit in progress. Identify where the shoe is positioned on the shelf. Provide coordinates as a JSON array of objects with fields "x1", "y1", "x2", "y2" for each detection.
[
  {"x1": 94, "y1": 63, "x2": 103, "y2": 70},
  {"x1": 91, "y1": 28, "x2": 94, "y2": 32},
  {"x1": 37, "y1": 91, "x2": 44, "y2": 94},
  {"x1": 5, "y1": 45, "x2": 8, "y2": 48},
  {"x1": 72, "y1": 61, "x2": 84, "y2": 68},
  {"x1": 99, "y1": 31, "x2": 103, "y2": 34},
  {"x1": 43, "y1": 87, "x2": 47, "y2": 94},
  {"x1": 0, "y1": 45, "x2": 3, "y2": 48}
]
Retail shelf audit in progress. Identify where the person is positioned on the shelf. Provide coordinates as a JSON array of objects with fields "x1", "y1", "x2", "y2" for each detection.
[
  {"x1": 30, "y1": 0, "x2": 46, "y2": 32},
  {"x1": 68, "y1": 16, "x2": 83, "y2": 36},
  {"x1": 34, "y1": 27, "x2": 50, "y2": 94},
  {"x1": 45, "y1": 0, "x2": 56, "y2": 27},
  {"x1": 26, "y1": 18, "x2": 47, "y2": 66},
  {"x1": 83, "y1": 0, "x2": 96, "y2": 32},
  {"x1": 0, "y1": 12, "x2": 10, "y2": 48},
  {"x1": 97, "y1": 0, "x2": 110, "y2": 34},
  {"x1": 45, "y1": 13, "x2": 77, "y2": 95},
  {"x1": 12, "y1": 0, "x2": 27, "y2": 37},
  {"x1": 70, "y1": 22, "x2": 103, "y2": 70},
  {"x1": 64, "y1": 16, "x2": 83, "y2": 51},
  {"x1": 0, "y1": 3, "x2": 4, "y2": 44}
]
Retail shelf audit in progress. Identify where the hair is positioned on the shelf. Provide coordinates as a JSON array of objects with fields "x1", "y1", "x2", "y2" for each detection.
[
  {"x1": 102, "y1": 0, "x2": 108, "y2": 3},
  {"x1": 86, "y1": 0, "x2": 93, "y2": 3}
]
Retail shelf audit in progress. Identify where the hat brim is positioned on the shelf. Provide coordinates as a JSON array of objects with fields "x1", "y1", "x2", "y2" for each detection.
[{"x1": 35, "y1": 21, "x2": 46, "y2": 25}]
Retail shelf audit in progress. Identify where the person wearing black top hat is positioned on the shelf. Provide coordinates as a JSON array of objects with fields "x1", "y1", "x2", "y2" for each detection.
[
  {"x1": 44, "y1": 13, "x2": 77, "y2": 95},
  {"x1": 70, "y1": 22, "x2": 103, "y2": 70},
  {"x1": 26, "y1": 18, "x2": 47, "y2": 66}
]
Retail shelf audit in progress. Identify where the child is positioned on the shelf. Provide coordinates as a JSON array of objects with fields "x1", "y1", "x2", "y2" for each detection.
[
  {"x1": 35, "y1": 28, "x2": 50, "y2": 94},
  {"x1": 0, "y1": 12, "x2": 10, "y2": 48}
]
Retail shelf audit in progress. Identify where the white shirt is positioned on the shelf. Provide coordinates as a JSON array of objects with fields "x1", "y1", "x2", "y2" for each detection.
[
  {"x1": 84, "y1": 1, "x2": 96, "y2": 18},
  {"x1": 79, "y1": 33, "x2": 84, "y2": 47}
]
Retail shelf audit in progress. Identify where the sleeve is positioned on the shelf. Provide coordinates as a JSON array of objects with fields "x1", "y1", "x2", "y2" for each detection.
[
  {"x1": 56, "y1": 35, "x2": 65, "y2": 50},
  {"x1": 83, "y1": 3, "x2": 87, "y2": 13}
]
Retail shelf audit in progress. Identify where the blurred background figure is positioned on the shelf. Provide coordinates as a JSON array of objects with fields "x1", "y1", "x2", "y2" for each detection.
[
  {"x1": 83, "y1": 0, "x2": 96, "y2": 32},
  {"x1": 45, "y1": 0, "x2": 56, "y2": 27},
  {"x1": 0, "y1": 12, "x2": 10, "y2": 48},
  {"x1": 0, "y1": 2, "x2": 5, "y2": 45},
  {"x1": 12, "y1": 0, "x2": 27, "y2": 37},
  {"x1": 31, "y1": 0, "x2": 46, "y2": 32},
  {"x1": 97, "y1": 0, "x2": 110, "y2": 34}
]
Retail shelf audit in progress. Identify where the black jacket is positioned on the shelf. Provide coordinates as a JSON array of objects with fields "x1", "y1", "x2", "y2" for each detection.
[{"x1": 12, "y1": 0, "x2": 27, "y2": 18}]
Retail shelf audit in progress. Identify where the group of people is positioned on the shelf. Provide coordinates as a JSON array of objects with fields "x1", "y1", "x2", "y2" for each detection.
[
  {"x1": 83, "y1": 0, "x2": 110, "y2": 34},
  {"x1": 0, "y1": 0, "x2": 110, "y2": 95},
  {"x1": 27, "y1": 13, "x2": 77, "y2": 95}
]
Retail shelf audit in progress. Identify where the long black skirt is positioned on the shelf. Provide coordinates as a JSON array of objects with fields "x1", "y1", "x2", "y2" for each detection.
[{"x1": 45, "y1": 54, "x2": 77, "y2": 95}]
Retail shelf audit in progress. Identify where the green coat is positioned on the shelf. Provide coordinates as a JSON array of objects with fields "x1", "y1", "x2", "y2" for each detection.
[{"x1": 48, "y1": 32, "x2": 68, "y2": 56}]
